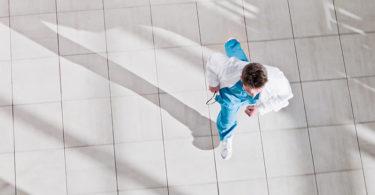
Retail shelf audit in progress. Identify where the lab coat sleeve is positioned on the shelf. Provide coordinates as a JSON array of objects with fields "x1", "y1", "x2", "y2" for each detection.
[
  {"x1": 206, "y1": 53, "x2": 229, "y2": 87},
  {"x1": 258, "y1": 93, "x2": 293, "y2": 115},
  {"x1": 257, "y1": 71, "x2": 294, "y2": 115}
]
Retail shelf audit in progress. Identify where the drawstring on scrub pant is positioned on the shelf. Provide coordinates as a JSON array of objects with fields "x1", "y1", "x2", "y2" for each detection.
[{"x1": 205, "y1": 92, "x2": 217, "y2": 105}]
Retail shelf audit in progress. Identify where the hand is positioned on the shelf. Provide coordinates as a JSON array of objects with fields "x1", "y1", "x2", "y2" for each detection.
[
  {"x1": 209, "y1": 86, "x2": 220, "y2": 93},
  {"x1": 245, "y1": 105, "x2": 257, "y2": 117}
]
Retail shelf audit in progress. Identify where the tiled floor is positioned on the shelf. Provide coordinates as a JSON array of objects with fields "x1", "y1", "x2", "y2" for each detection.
[{"x1": 0, "y1": 0, "x2": 374, "y2": 195}]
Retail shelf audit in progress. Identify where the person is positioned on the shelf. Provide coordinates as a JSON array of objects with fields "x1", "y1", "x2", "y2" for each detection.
[{"x1": 206, "y1": 38, "x2": 293, "y2": 160}]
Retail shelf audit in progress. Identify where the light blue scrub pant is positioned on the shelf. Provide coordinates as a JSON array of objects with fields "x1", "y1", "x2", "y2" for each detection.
[{"x1": 215, "y1": 39, "x2": 259, "y2": 141}]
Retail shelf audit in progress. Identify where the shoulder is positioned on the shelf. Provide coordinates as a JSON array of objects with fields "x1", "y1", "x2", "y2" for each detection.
[
  {"x1": 208, "y1": 53, "x2": 229, "y2": 64},
  {"x1": 263, "y1": 65, "x2": 291, "y2": 95}
]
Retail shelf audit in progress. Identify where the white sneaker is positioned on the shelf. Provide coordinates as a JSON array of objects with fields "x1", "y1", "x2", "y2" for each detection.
[{"x1": 220, "y1": 136, "x2": 233, "y2": 160}]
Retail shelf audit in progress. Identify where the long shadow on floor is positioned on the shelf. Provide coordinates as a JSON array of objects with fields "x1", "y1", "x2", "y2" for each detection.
[
  {"x1": 0, "y1": 178, "x2": 28, "y2": 195},
  {"x1": 1, "y1": 14, "x2": 225, "y2": 195},
  {"x1": 3, "y1": 18, "x2": 221, "y2": 150},
  {"x1": 7, "y1": 95, "x2": 186, "y2": 195}
]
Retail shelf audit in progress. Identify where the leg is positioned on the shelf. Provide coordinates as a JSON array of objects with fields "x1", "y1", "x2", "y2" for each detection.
[
  {"x1": 224, "y1": 38, "x2": 249, "y2": 62},
  {"x1": 216, "y1": 105, "x2": 240, "y2": 141},
  {"x1": 217, "y1": 105, "x2": 240, "y2": 160}
]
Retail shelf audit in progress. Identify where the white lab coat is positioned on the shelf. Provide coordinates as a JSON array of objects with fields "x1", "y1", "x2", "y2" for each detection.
[{"x1": 206, "y1": 53, "x2": 293, "y2": 115}]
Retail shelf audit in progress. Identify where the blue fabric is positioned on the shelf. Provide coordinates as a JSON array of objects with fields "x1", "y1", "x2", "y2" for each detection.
[
  {"x1": 225, "y1": 39, "x2": 249, "y2": 62},
  {"x1": 215, "y1": 39, "x2": 260, "y2": 141}
]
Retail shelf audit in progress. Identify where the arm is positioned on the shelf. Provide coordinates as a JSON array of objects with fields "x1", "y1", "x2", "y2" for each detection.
[
  {"x1": 206, "y1": 53, "x2": 229, "y2": 91},
  {"x1": 257, "y1": 71, "x2": 293, "y2": 115},
  {"x1": 257, "y1": 93, "x2": 293, "y2": 115}
]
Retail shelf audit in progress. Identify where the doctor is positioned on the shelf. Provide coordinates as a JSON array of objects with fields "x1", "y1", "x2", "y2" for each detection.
[{"x1": 206, "y1": 38, "x2": 293, "y2": 160}]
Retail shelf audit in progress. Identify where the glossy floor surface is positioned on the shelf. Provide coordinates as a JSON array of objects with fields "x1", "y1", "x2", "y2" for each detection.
[{"x1": 0, "y1": 0, "x2": 374, "y2": 194}]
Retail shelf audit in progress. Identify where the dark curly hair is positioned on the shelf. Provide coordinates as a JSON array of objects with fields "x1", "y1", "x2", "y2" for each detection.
[{"x1": 241, "y1": 63, "x2": 268, "y2": 88}]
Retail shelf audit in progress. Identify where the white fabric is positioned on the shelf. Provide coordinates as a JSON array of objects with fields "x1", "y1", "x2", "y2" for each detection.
[{"x1": 206, "y1": 53, "x2": 293, "y2": 115}]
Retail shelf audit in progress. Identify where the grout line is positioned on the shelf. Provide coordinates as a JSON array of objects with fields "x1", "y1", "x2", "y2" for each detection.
[
  {"x1": 194, "y1": 1, "x2": 221, "y2": 195},
  {"x1": 5, "y1": 117, "x2": 374, "y2": 154},
  {"x1": 3, "y1": 2, "x2": 374, "y2": 195},
  {"x1": 285, "y1": 0, "x2": 320, "y2": 194},
  {"x1": 255, "y1": 115, "x2": 271, "y2": 195},
  {"x1": 7, "y1": 55, "x2": 61, "y2": 62},
  {"x1": 101, "y1": 1, "x2": 120, "y2": 194},
  {"x1": 331, "y1": 0, "x2": 369, "y2": 194},
  {"x1": 315, "y1": 167, "x2": 367, "y2": 176},
  {"x1": 242, "y1": 0, "x2": 271, "y2": 194},
  {"x1": 7, "y1": 0, "x2": 17, "y2": 194},
  {"x1": 148, "y1": 2, "x2": 171, "y2": 195},
  {"x1": 267, "y1": 168, "x2": 365, "y2": 179},
  {"x1": 7, "y1": 118, "x2": 374, "y2": 155},
  {"x1": 52, "y1": 1, "x2": 69, "y2": 194},
  {"x1": 5, "y1": 0, "x2": 197, "y2": 18},
  {"x1": 8, "y1": 11, "x2": 58, "y2": 17},
  {"x1": 289, "y1": 74, "x2": 375, "y2": 84}
]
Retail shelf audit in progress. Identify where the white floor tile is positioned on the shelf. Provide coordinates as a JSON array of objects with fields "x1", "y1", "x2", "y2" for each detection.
[
  {"x1": 155, "y1": 46, "x2": 206, "y2": 93},
  {"x1": 0, "y1": 61, "x2": 12, "y2": 106},
  {"x1": 309, "y1": 124, "x2": 362, "y2": 173},
  {"x1": 0, "y1": 0, "x2": 8, "y2": 17},
  {"x1": 259, "y1": 83, "x2": 307, "y2": 131},
  {"x1": 268, "y1": 175, "x2": 318, "y2": 195},
  {"x1": 197, "y1": 0, "x2": 247, "y2": 45},
  {"x1": 151, "y1": 3, "x2": 200, "y2": 48},
  {"x1": 14, "y1": 102, "x2": 63, "y2": 151},
  {"x1": 0, "y1": 153, "x2": 15, "y2": 195},
  {"x1": 295, "y1": 36, "x2": 346, "y2": 81},
  {"x1": 215, "y1": 133, "x2": 266, "y2": 181},
  {"x1": 151, "y1": 0, "x2": 194, "y2": 5},
  {"x1": 262, "y1": 128, "x2": 314, "y2": 177},
  {"x1": 364, "y1": 168, "x2": 375, "y2": 195},
  {"x1": 119, "y1": 188, "x2": 168, "y2": 195},
  {"x1": 335, "y1": 0, "x2": 375, "y2": 33},
  {"x1": 104, "y1": 0, "x2": 149, "y2": 9},
  {"x1": 10, "y1": 14, "x2": 58, "y2": 60},
  {"x1": 108, "y1": 50, "x2": 158, "y2": 97},
  {"x1": 112, "y1": 95, "x2": 163, "y2": 143},
  {"x1": 90, "y1": 192, "x2": 118, "y2": 195},
  {"x1": 58, "y1": 10, "x2": 106, "y2": 55},
  {"x1": 164, "y1": 137, "x2": 216, "y2": 186},
  {"x1": 57, "y1": 0, "x2": 103, "y2": 12},
  {"x1": 219, "y1": 179, "x2": 268, "y2": 195},
  {"x1": 316, "y1": 170, "x2": 367, "y2": 195},
  {"x1": 12, "y1": 57, "x2": 61, "y2": 104},
  {"x1": 65, "y1": 145, "x2": 117, "y2": 194},
  {"x1": 249, "y1": 39, "x2": 300, "y2": 82},
  {"x1": 341, "y1": 33, "x2": 375, "y2": 77},
  {"x1": 289, "y1": 0, "x2": 338, "y2": 37},
  {"x1": 0, "y1": 18, "x2": 10, "y2": 61},
  {"x1": 15, "y1": 149, "x2": 67, "y2": 195},
  {"x1": 10, "y1": 0, "x2": 56, "y2": 16},
  {"x1": 116, "y1": 141, "x2": 167, "y2": 190},
  {"x1": 169, "y1": 183, "x2": 218, "y2": 195},
  {"x1": 105, "y1": 7, "x2": 153, "y2": 53},
  {"x1": 0, "y1": 106, "x2": 13, "y2": 154},
  {"x1": 63, "y1": 98, "x2": 113, "y2": 147},
  {"x1": 302, "y1": 79, "x2": 353, "y2": 126},
  {"x1": 60, "y1": 53, "x2": 110, "y2": 101},
  {"x1": 159, "y1": 91, "x2": 211, "y2": 140},
  {"x1": 356, "y1": 122, "x2": 375, "y2": 169},
  {"x1": 244, "y1": 0, "x2": 293, "y2": 41}
]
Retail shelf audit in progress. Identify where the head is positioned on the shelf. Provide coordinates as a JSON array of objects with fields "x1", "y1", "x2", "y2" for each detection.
[{"x1": 241, "y1": 63, "x2": 268, "y2": 96}]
